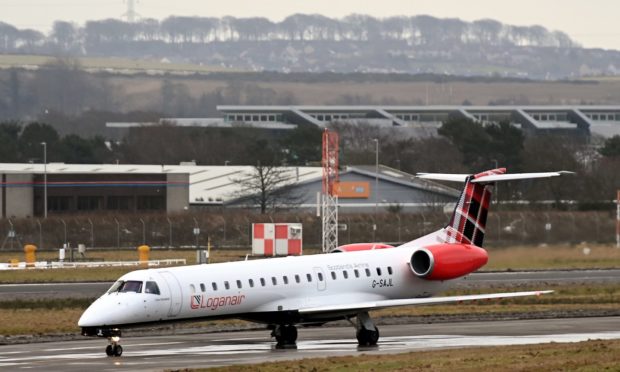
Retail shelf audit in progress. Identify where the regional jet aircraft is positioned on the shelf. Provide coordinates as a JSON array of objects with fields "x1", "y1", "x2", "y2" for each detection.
[{"x1": 79, "y1": 168, "x2": 569, "y2": 357}]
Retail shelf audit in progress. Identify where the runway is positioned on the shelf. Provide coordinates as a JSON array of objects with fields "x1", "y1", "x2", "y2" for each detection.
[
  {"x1": 0, "y1": 317, "x2": 619, "y2": 371},
  {"x1": 1, "y1": 269, "x2": 618, "y2": 301}
]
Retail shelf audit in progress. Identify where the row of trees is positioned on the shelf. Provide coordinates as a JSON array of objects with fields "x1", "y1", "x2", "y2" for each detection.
[{"x1": 1, "y1": 15, "x2": 575, "y2": 54}]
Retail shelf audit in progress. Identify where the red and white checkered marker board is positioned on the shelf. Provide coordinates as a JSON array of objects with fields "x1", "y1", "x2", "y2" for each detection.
[{"x1": 252, "y1": 223, "x2": 302, "y2": 256}]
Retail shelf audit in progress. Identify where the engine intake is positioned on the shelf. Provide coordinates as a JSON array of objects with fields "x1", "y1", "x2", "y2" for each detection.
[{"x1": 409, "y1": 244, "x2": 488, "y2": 280}]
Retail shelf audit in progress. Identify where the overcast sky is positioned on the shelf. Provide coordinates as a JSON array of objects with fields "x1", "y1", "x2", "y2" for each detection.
[{"x1": 2, "y1": 0, "x2": 619, "y2": 50}]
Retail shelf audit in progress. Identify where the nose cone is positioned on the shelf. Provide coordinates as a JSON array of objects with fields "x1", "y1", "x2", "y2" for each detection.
[{"x1": 78, "y1": 301, "x2": 103, "y2": 327}]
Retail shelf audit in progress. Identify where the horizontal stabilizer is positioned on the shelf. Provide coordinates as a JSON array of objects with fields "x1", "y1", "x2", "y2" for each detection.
[
  {"x1": 417, "y1": 171, "x2": 573, "y2": 183},
  {"x1": 299, "y1": 290, "x2": 553, "y2": 314}
]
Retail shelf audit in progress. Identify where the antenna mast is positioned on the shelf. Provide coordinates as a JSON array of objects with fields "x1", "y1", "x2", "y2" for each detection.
[
  {"x1": 321, "y1": 129, "x2": 339, "y2": 253},
  {"x1": 122, "y1": 0, "x2": 140, "y2": 23}
]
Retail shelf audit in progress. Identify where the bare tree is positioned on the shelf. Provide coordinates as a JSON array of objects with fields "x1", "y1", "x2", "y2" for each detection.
[{"x1": 232, "y1": 163, "x2": 302, "y2": 214}]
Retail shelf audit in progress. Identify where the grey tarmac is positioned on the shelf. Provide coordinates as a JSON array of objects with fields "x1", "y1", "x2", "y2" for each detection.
[{"x1": 0, "y1": 317, "x2": 619, "y2": 371}]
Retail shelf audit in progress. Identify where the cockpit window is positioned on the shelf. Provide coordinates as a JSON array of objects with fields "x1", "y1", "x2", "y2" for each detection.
[
  {"x1": 107, "y1": 280, "x2": 124, "y2": 294},
  {"x1": 145, "y1": 281, "x2": 160, "y2": 295},
  {"x1": 107, "y1": 280, "x2": 144, "y2": 294}
]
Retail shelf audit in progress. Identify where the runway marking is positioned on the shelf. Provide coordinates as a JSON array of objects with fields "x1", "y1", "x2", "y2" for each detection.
[{"x1": 2, "y1": 331, "x2": 620, "y2": 368}]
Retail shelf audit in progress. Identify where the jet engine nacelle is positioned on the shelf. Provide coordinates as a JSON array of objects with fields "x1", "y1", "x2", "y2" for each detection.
[
  {"x1": 331, "y1": 243, "x2": 394, "y2": 253},
  {"x1": 409, "y1": 244, "x2": 488, "y2": 280}
]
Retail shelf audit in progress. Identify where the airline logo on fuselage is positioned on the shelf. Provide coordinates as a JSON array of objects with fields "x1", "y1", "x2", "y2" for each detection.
[{"x1": 190, "y1": 294, "x2": 246, "y2": 311}]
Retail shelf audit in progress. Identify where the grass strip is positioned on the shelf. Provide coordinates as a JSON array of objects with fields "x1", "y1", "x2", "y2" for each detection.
[{"x1": 200, "y1": 339, "x2": 620, "y2": 372}]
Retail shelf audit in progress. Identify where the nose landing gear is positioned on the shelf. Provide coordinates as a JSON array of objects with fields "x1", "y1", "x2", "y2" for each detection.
[{"x1": 105, "y1": 342, "x2": 123, "y2": 357}]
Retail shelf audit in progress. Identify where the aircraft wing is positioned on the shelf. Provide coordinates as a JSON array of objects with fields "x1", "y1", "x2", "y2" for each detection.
[{"x1": 298, "y1": 290, "x2": 552, "y2": 314}]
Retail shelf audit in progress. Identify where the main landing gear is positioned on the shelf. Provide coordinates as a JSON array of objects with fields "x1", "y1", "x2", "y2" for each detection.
[
  {"x1": 355, "y1": 312, "x2": 379, "y2": 347},
  {"x1": 272, "y1": 324, "x2": 298, "y2": 349}
]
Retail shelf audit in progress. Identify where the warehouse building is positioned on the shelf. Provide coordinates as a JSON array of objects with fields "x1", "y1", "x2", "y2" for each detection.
[{"x1": 0, "y1": 163, "x2": 458, "y2": 218}]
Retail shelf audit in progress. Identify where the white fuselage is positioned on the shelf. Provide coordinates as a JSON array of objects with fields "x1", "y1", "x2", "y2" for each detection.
[{"x1": 78, "y1": 243, "x2": 450, "y2": 329}]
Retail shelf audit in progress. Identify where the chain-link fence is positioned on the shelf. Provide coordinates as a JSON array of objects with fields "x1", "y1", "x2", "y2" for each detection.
[{"x1": 0, "y1": 210, "x2": 616, "y2": 252}]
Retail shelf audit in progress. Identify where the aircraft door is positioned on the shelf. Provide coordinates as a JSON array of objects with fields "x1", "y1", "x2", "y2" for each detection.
[
  {"x1": 160, "y1": 271, "x2": 183, "y2": 317},
  {"x1": 313, "y1": 267, "x2": 326, "y2": 291}
]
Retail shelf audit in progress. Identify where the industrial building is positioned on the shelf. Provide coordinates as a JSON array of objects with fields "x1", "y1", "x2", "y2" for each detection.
[
  {"x1": 216, "y1": 105, "x2": 620, "y2": 138},
  {"x1": 0, "y1": 163, "x2": 458, "y2": 218}
]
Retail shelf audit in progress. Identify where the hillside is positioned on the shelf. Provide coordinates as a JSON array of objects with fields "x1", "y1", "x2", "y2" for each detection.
[{"x1": 1, "y1": 15, "x2": 619, "y2": 79}]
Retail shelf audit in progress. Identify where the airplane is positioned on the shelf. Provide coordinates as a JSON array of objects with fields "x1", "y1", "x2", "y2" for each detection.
[{"x1": 79, "y1": 168, "x2": 569, "y2": 357}]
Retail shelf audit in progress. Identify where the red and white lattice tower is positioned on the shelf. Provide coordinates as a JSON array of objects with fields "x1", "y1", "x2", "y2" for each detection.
[{"x1": 321, "y1": 129, "x2": 339, "y2": 253}]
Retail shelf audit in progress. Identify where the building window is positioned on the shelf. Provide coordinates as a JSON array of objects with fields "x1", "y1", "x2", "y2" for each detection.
[
  {"x1": 137, "y1": 196, "x2": 165, "y2": 210},
  {"x1": 48, "y1": 196, "x2": 72, "y2": 211},
  {"x1": 107, "y1": 196, "x2": 132, "y2": 210},
  {"x1": 77, "y1": 196, "x2": 103, "y2": 211}
]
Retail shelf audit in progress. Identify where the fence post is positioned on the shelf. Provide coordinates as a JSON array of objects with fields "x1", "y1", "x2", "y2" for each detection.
[
  {"x1": 167, "y1": 217, "x2": 173, "y2": 248},
  {"x1": 88, "y1": 218, "x2": 94, "y2": 248},
  {"x1": 114, "y1": 218, "x2": 120, "y2": 248}
]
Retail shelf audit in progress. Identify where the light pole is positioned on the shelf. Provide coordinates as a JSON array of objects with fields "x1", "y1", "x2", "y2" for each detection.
[
  {"x1": 41, "y1": 142, "x2": 47, "y2": 219},
  {"x1": 373, "y1": 138, "x2": 379, "y2": 240}
]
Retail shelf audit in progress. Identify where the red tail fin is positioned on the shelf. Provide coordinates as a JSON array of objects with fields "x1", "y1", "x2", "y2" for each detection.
[{"x1": 446, "y1": 168, "x2": 505, "y2": 247}]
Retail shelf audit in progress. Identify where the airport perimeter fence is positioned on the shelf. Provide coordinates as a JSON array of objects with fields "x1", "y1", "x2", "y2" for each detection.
[{"x1": 0, "y1": 210, "x2": 616, "y2": 252}]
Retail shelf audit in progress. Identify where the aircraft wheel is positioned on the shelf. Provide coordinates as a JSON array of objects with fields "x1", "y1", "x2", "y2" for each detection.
[
  {"x1": 113, "y1": 345, "x2": 123, "y2": 357},
  {"x1": 275, "y1": 325, "x2": 298, "y2": 348},
  {"x1": 105, "y1": 345, "x2": 114, "y2": 357},
  {"x1": 356, "y1": 327, "x2": 379, "y2": 346}
]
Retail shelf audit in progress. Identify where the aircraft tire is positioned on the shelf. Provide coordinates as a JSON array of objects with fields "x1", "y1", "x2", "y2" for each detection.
[
  {"x1": 356, "y1": 327, "x2": 379, "y2": 346},
  {"x1": 113, "y1": 345, "x2": 123, "y2": 357},
  {"x1": 105, "y1": 345, "x2": 114, "y2": 357}
]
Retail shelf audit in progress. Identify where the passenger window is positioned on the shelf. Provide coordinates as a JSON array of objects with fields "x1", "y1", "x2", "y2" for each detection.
[
  {"x1": 249, "y1": 279, "x2": 255, "y2": 288},
  {"x1": 283, "y1": 276, "x2": 289, "y2": 285},
  {"x1": 388, "y1": 266, "x2": 393, "y2": 275},
  {"x1": 365, "y1": 268, "x2": 371, "y2": 277},
  {"x1": 145, "y1": 281, "x2": 160, "y2": 295},
  {"x1": 295, "y1": 275, "x2": 300, "y2": 283},
  {"x1": 224, "y1": 281, "x2": 230, "y2": 290},
  {"x1": 212, "y1": 282, "x2": 218, "y2": 291},
  {"x1": 236, "y1": 280, "x2": 242, "y2": 289},
  {"x1": 343, "y1": 271, "x2": 349, "y2": 279},
  {"x1": 354, "y1": 269, "x2": 360, "y2": 278},
  {"x1": 376, "y1": 268, "x2": 382, "y2": 276},
  {"x1": 260, "y1": 278, "x2": 266, "y2": 286},
  {"x1": 318, "y1": 272, "x2": 324, "y2": 281},
  {"x1": 331, "y1": 271, "x2": 337, "y2": 280},
  {"x1": 199, "y1": 283, "x2": 206, "y2": 292},
  {"x1": 272, "y1": 277, "x2": 277, "y2": 285},
  {"x1": 306, "y1": 273, "x2": 312, "y2": 282},
  {"x1": 190, "y1": 284, "x2": 196, "y2": 293}
]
